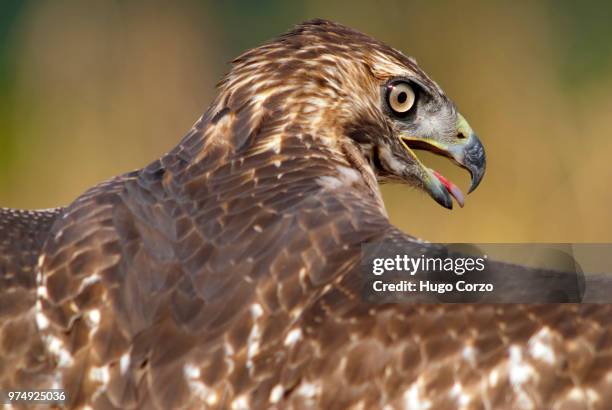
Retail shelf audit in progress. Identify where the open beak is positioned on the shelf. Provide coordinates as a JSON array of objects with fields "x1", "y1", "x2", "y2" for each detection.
[{"x1": 400, "y1": 114, "x2": 486, "y2": 209}]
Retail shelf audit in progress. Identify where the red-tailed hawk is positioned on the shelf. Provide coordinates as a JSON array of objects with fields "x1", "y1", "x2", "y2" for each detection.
[{"x1": 1, "y1": 19, "x2": 611, "y2": 409}]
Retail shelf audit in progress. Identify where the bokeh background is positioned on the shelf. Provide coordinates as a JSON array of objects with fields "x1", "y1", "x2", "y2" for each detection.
[{"x1": 1, "y1": 0, "x2": 611, "y2": 242}]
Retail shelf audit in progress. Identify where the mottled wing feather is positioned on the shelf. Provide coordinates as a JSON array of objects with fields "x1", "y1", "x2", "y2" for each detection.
[
  {"x1": 280, "y1": 243, "x2": 612, "y2": 409},
  {"x1": 34, "y1": 109, "x2": 388, "y2": 409},
  {"x1": 0, "y1": 208, "x2": 61, "y2": 396}
]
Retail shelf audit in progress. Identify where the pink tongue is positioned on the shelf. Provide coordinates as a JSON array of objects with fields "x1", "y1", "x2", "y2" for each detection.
[{"x1": 432, "y1": 169, "x2": 465, "y2": 208}]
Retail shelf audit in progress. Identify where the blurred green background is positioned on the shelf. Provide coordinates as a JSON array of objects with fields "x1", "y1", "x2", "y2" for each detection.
[{"x1": 1, "y1": 0, "x2": 611, "y2": 242}]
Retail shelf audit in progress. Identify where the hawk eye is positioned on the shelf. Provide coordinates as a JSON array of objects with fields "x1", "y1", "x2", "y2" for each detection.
[{"x1": 386, "y1": 82, "x2": 415, "y2": 116}]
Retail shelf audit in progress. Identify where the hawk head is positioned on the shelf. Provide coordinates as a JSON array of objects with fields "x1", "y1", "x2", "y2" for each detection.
[{"x1": 213, "y1": 19, "x2": 486, "y2": 209}]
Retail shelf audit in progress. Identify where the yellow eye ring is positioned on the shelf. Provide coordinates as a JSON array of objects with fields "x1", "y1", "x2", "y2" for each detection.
[{"x1": 387, "y1": 82, "x2": 415, "y2": 115}]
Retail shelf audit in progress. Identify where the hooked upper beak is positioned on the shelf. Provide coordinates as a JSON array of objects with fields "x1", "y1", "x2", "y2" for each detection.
[{"x1": 400, "y1": 113, "x2": 486, "y2": 209}]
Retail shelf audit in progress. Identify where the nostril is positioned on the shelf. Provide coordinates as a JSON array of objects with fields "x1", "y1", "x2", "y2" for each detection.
[{"x1": 457, "y1": 132, "x2": 468, "y2": 139}]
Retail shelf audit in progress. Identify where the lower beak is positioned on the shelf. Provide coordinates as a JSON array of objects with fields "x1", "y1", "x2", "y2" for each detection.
[{"x1": 400, "y1": 114, "x2": 486, "y2": 209}]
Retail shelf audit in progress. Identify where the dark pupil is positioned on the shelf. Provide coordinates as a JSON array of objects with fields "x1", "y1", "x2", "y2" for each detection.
[{"x1": 397, "y1": 91, "x2": 407, "y2": 104}]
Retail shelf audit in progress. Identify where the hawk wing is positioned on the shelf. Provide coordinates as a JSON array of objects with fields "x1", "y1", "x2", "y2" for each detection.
[
  {"x1": 0, "y1": 208, "x2": 61, "y2": 393},
  {"x1": 32, "y1": 113, "x2": 398, "y2": 408},
  {"x1": 29, "y1": 113, "x2": 612, "y2": 410}
]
